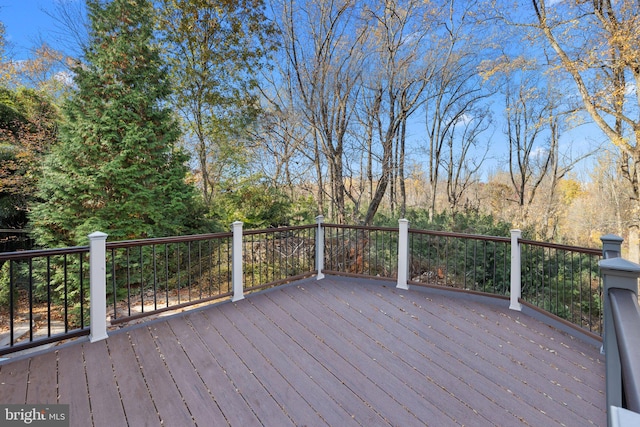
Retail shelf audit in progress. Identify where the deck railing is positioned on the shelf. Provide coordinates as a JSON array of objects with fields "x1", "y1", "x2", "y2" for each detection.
[
  {"x1": 321, "y1": 222, "x2": 602, "y2": 335},
  {"x1": 407, "y1": 229, "x2": 511, "y2": 295},
  {"x1": 242, "y1": 224, "x2": 317, "y2": 292},
  {"x1": 105, "y1": 231, "x2": 234, "y2": 325},
  {"x1": 321, "y1": 222, "x2": 514, "y2": 295},
  {"x1": 519, "y1": 239, "x2": 603, "y2": 335},
  {"x1": 323, "y1": 223, "x2": 399, "y2": 278},
  {"x1": 0, "y1": 246, "x2": 91, "y2": 356},
  {"x1": 0, "y1": 218, "x2": 606, "y2": 355},
  {"x1": 599, "y1": 237, "x2": 640, "y2": 426}
]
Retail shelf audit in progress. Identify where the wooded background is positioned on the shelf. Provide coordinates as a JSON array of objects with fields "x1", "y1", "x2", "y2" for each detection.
[{"x1": 0, "y1": 0, "x2": 637, "y2": 256}]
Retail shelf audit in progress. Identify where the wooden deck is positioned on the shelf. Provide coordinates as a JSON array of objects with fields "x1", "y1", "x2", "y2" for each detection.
[{"x1": 0, "y1": 276, "x2": 605, "y2": 426}]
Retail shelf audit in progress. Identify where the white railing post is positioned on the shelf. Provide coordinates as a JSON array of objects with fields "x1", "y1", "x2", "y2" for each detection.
[
  {"x1": 601, "y1": 234, "x2": 624, "y2": 357},
  {"x1": 509, "y1": 229, "x2": 522, "y2": 311},
  {"x1": 397, "y1": 219, "x2": 409, "y2": 290},
  {"x1": 316, "y1": 215, "x2": 325, "y2": 280},
  {"x1": 231, "y1": 221, "x2": 245, "y2": 302},
  {"x1": 599, "y1": 234, "x2": 625, "y2": 416},
  {"x1": 88, "y1": 231, "x2": 108, "y2": 343}
]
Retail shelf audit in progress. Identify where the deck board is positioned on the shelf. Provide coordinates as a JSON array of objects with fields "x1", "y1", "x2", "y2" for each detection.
[
  {"x1": 257, "y1": 288, "x2": 426, "y2": 426},
  {"x1": 83, "y1": 339, "x2": 127, "y2": 426},
  {"x1": 128, "y1": 325, "x2": 195, "y2": 426},
  {"x1": 241, "y1": 296, "x2": 388, "y2": 425},
  {"x1": 57, "y1": 345, "x2": 91, "y2": 426},
  {"x1": 153, "y1": 319, "x2": 228, "y2": 426},
  {"x1": 307, "y1": 279, "x2": 555, "y2": 425},
  {"x1": 277, "y1": 282, "x2": 458, "y2": 424},
  {"x1": 189, "y1": 310, "x2": 296, "y2": 426},
  {"x1": 0, "y1": 357, "x2": 29, "y2": 403},
  {"x1": 289, "y1": 281, "x2": 499, "y2": 424},
  {"x1": 390, "y1": 283, "x2": 606, "y2": 424},
  {"x1": 0, "y1": 276, "x2": 606, "y2": 427},
  {"x1": 25, "y1": 349, "x2": 57, "y2": 405},
  {"x1": 322, "y1": 278, "x2": 603, "y2": 426},
  {"x1": 208, "y1": 304, "x2": 327, "y2": 427},
  {"x1": 107, "y1": 331, "x2": 160, "y2": 427},
  {"x1": 168, "y1": 316, "x2": 263, "y2": 427},
  {"x1": 222, "y1": 299, "x2": 355, "y2": 426}
]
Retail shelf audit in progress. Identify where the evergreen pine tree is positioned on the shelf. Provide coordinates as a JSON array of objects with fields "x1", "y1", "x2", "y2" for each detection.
[{"x1": 31, "y1": 0, "x2": 200, "y2": 246}]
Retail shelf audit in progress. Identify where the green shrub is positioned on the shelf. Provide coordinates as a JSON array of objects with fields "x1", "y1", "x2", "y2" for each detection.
[{"x1": 0, "y1": 261, "x2": 18, "y2": 309}]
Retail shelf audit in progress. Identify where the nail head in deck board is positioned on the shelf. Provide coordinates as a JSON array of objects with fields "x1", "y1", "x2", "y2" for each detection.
[
  {"x1": 169, "y1": 314, "x2": 263, "y2": 427},
  {"x1": 57, "y1": 345, "x2": 91, "y2": 427},
  {"x1": 0, "y1": 357, "x2": 30, "y2": 403},
  {"x1": 83, "y1": 339, "x2": 128, "y2": 426},
  {"x1": 189, "y1": 309, "x2": 297, "y2": 426},
  {"x1": 150, "y1": 319, "x2": 228, "y2": 426},
  {"x1": 106, "y1": 331, "x2": 162, "y2": 426},
  {"x1": 128, "y1": 326, "x2": 195, "y2": 427}
]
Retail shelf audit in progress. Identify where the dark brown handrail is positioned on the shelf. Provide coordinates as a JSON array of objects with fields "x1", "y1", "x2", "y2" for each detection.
[
  {"x1": 243, "y1": 224, "x2": 316, "y2": 236},
  {"x1": 105, "y1": 232, "x2": 233, "y2": 248},
  {"x1": 324, "y1": 223, "x2": 400, "y2": 232},
  {"x1": 0, "y1": 245, "x2": 89, "y2": 260},
  {"x1": 409, "y1": 228, "x2": 511, "y2": 243},
  {"x1": 518, "y1": 238, "x2": 601, "y2": 256}
]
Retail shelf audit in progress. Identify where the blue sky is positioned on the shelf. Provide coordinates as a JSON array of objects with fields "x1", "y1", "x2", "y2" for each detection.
[{"x1": 1, "y1": 0, "x2": 63, "y2": 59}]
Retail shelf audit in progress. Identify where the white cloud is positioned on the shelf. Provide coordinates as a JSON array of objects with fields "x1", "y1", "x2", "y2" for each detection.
[
  {"x1": 54, "y1": 70, "x2": 74, "y2": 86},
  {"x1": 531, "y1": 146, "x2": 549, "y2": 158},
  {"x1": 454, "y1": 113, "x2": 473, "y2": 126}
]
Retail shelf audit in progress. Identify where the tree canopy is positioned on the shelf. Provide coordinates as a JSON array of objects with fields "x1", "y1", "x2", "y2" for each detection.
[
  {"x1": 157, "y1": 0, "x2": 277, "y2": 209},
  {"x1": 0, "y1": 0, "x2": 638, "y2": 249},
  {"x1": 29, "y1": 0, "x2": 201, "y2": 246}
]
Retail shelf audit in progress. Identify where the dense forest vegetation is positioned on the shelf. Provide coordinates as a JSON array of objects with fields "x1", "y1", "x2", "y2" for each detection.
[{"x1": 0, "y1": 0, "x2": 638, "y2": 256}]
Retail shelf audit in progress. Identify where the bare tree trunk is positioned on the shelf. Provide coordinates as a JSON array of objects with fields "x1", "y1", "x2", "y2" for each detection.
[
  {"x1": 630, "y1": 226, "x2": 640, "y2": 263},
  {"x1": 364, "y1": 127, "x2": 394, "y2": 225},
  {"x1": 313, "y1": 134, "x2": 324, "y2": 216},
  {"x1": 399, "y1": 117, "x2": 407, "y2": 218},
  {"x1": 390, "y1": 131, "x2": 397, "y2": 216}
]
